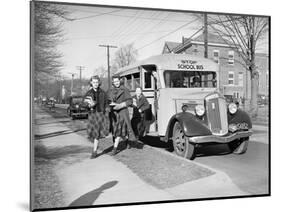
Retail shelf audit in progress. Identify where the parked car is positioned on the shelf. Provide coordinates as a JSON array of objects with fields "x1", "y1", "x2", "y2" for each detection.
[
  {"x1": 46, "y1": 98, "x2": 56, "y2": 110},
  {"x1": 67, "y1": 96, "x2": 89, "y2": 119}
]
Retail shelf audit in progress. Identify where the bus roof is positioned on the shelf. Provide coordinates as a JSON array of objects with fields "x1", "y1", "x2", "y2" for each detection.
[{"x1": 116, "y1": 54, "x2": 218, "y2": 76}]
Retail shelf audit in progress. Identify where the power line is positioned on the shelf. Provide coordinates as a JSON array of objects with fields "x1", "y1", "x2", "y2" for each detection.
[
  {"x1": 72, "y1": 8, "x2": 194, "y2": 23},
  {"x1": 117, "y1": 11, "x2": 160, "y2": 44},
  {"x1": 71, "y1": 9, "x2": 123, "y2": 21},
  {"x1": 187, "y1": 27, "x2": 204, "y2": 39},
  {"x1": 136, "y1": 18, "x2": 199, "y2": 51},
  {"x1": 67, "y1": 29, "x2": 192, "y2": 40},
  {"x1": 130, "y1": 12, "x2": 171, "y2": 45},
  {"x1": 168, "y1": 27, "x2": 204, "y2": 53},
  {"x1": 112, "y1": 10, "x2": 143, "y2": 43}
]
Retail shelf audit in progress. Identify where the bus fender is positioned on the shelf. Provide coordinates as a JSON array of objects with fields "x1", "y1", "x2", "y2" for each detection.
[
  {"x1": 228, "y1": 109, "x2": 252, "y2": 129},
  {"x1": 164, "y1": 112, "x2": 212, "y2": 142}
]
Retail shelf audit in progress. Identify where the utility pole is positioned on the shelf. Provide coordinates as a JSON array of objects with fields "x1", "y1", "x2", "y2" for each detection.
[
  {"x1": 68, "y1": 72, "x2": 77, "y2": 96},
  {"x1": 76, "y1": 66, "x2": 85, "y2": 94},
  {"x1": 203, "y1": 13, "x2": 208, "y2": 58},
  {"x1": 99, "y1": 44, "x2": 118, "y2": 88}
]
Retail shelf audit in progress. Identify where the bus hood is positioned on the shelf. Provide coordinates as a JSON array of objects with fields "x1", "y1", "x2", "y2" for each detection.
[{"x1": 159, "y1": 88, "x2": 218, "y2": 114}]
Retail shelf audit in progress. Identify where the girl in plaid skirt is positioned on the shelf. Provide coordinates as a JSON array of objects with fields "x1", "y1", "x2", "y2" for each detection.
[
  {"x1": 108, "y1": 75, "x2": 137, "y2": 155},
  {"x1": 84, "y1": 76, "x2": 110, "y2": 159}
]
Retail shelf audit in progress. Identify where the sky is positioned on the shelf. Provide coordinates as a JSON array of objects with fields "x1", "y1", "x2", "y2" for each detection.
[
  {"x1": 57, "y1": 4, "x2": 268, "y2": 79},
  {"x1": 57, "y1": 4, "x2": 202, "y2": 79}
]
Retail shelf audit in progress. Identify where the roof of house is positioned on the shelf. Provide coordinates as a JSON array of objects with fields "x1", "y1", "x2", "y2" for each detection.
[
  {"x1": 162, "y1": 41, "x2": 181, "y2": 53},
  {"x1": 192, "y1": 33, "x2": 227, "y2": 45},
  {"x1": 164, "y1": 33, "x2": 230, "y2": 54}
]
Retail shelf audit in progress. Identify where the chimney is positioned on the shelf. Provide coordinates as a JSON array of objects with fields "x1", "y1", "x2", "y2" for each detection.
[{"x1": 182, "y1": 36, "x2": 185, "y2": 44}]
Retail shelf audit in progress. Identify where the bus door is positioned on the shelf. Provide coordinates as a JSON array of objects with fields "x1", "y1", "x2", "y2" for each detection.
[{"x1": 141, "y1": 66, "x2": 157, "y2": 133}]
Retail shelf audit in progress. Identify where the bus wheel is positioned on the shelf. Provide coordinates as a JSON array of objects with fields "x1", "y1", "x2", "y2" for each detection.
[
  {"x1": 172, "y1": 122, "x2": 195, "y2": 160},
  {"x1": 229, "y1": 137, "x2": 249, "y2": 154}
]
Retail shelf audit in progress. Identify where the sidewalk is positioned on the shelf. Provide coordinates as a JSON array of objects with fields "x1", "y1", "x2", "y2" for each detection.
[
  {"x1": 34, "y1": 108, "x2": 174, "y2": 207},
  {"x1": 34, "y1": 107, "x2": 247, "y2": 208}
]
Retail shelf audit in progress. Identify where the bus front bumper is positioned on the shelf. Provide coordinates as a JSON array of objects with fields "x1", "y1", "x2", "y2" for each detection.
[{"x1": 189, "y1": 130, "x2": 253, "y2": 144}]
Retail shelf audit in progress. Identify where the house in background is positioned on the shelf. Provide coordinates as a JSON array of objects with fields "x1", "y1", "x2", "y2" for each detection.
[{"x1": 162, "y1": 33, "x2": 269, "y2": 102}]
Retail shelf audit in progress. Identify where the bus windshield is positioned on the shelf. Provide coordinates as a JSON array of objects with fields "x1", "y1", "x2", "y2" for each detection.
[{"x1": 164, "y1": 70, "x2": 217, "y2": 88}]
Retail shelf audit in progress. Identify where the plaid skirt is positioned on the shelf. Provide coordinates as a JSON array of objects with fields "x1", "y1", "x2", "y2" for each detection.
[
  {"x1": 87, "y1": 111, "x2": 110, "y2": 141},
  {"x1": 110, "y1": 111, "x2": 128, "y2": 138}
]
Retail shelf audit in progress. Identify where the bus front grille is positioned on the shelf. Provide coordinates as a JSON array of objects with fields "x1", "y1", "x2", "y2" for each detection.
[{"x1": 205, "y1": 95, "x2": 228, "y2": 135}]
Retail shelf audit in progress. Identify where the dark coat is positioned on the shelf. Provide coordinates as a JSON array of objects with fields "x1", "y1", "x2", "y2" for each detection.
[
  {"x1": 131, "y1": 94, "x2": 152, "y2": 136},
  {"x1": 132, "y1": 94, "x2": 150, "y2": 113},
  {"x1": 108, "y1": 85, "x2": 136, "y2": 140},
  {"x1": 84, "y1": 88, "x2": 109, "y2": 113},
  {"x1": 84, "y1": 88, "x2": 110, "y2": 140},
  {"x1": 108, "y1": 85, "x2": 133, "y2": 106}
]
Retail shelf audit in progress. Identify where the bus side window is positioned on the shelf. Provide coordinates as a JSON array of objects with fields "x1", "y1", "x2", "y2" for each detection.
[
  {"x1": 125, "y1": 75, "x2": 132, "y2": 90},
  {"x1": 133, "y1": 73, "x2": 140, "y2": 88}
]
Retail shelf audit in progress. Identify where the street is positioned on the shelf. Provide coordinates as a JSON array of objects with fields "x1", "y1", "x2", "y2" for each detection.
[
  {"x1": 142, "y1": 120, "x2": 269, "y2": 195},
  {"x1": 33, "y1": 104, "x2": 269, "y2": 209},
  {"x1": 195, "y1": 137, "x2": 269, "y2": 194}
]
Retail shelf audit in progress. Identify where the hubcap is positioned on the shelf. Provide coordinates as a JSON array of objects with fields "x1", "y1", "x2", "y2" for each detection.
[{"x1": 174, "y1": 126, "x2": 186, "y2": 154}]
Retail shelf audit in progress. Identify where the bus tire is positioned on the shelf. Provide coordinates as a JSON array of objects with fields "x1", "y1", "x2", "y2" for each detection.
[
  {"x1": 229, "y1": 137, "x2": 249, "y2": 154},
  {"x1": 172, "y1": 122, "x2": 195, "y2": 160}
]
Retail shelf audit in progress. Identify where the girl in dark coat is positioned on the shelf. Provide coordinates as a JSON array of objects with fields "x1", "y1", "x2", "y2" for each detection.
[
  {"x1": 84, "y1": 75, "x2": 110, "y2": 159},
  {"x1": 108, "y1": 75, "x2": 137, "y2": 155},
  {"x1": 131, "y1": 87, "x2": 151, "y2": 137}
]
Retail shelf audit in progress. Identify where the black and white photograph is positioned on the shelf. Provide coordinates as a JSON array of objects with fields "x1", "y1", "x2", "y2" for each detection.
[{"x1": 30, "y1": 0, "x2": 270, "y2": 211}]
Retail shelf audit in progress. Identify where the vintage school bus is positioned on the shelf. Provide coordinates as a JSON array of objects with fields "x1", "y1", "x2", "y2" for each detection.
[{"x1": 116, "y1": 54, "x2": 252, "y2": 159}]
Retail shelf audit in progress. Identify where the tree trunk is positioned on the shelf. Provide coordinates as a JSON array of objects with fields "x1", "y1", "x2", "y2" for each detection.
[{"x1": 250, "y1": 68, "x2": 259, "y2": 117}]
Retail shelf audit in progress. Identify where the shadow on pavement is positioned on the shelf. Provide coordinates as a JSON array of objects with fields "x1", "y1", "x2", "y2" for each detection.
[
  {"x1": 195, "y1": 143, "x2": 232, "y2": 158},
  {"x1": 139, "y1": 136, "x2": 173, "y2": 152},
  {"x1": 99, "y1": 139, "x2": 145, "y2": 157},
  {"x1": 140, "y1": 135, "x2": 232, "y2": 158},
  {"x1": 69, "y1": 181, "x2": 118, "y2": 207}
]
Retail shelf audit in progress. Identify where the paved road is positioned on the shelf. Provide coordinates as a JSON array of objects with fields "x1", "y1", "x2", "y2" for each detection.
[
  {"x1": 195, "y1": 141, "x2": 269, "y2": 194},
  {"x1": 46, "y1": 105, "x2": 269, "y2": 195}
]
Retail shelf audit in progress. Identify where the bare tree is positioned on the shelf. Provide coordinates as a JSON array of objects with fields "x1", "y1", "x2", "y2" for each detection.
[
  {"x1": 93, "y1": 66, "x2": 107, "y2": 78},
  {"x1": 33, "y1": 2, "x2": 70, "y2": 95},
  {"x1": 207, "y1": 15, "x2": 269, "y2": 117},
  {"x1": 114, "y1": 43, "x2": 138, "y2": 68}
]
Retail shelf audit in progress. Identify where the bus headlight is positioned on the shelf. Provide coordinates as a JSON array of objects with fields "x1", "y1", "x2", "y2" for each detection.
[
  {"x1": 182, "y1": 105, "x2": 188, "y2": 112},
  {"x1": 195, "y1": 105, "x2": 205, "y2": 116},
  {"x1": 228, "y1": 103, "x2": 238, "y2": 114}
]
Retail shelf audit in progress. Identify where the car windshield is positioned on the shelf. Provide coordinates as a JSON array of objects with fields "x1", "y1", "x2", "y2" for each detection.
[
  {"x1": 164, "y1": 70, "x2": 217, "y2": 88},
  {"x1": 72, "y1": 97, "x2": 83, "y2": 104}
]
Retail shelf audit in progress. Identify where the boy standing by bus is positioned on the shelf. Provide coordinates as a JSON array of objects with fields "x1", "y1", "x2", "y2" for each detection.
[{"x1": 131, "y1": 87, "x2": 151, "y2": 138}]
